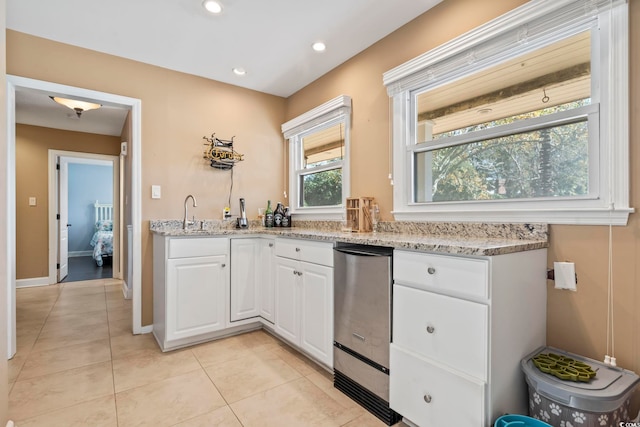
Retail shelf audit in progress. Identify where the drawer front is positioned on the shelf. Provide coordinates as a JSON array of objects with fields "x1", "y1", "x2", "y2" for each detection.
[
  {"x1": 275, "y1": 238, "x2": 334, "y2": 266},
  {"x1": 393, "y1": 284, "x2": 488, "y2": 380},
  {"x1": 394, "y1": 250, "x2": 488, "y2": 299},
  {"x1": 168, "y1": 237, "x2": 229, "y2": 259},
  {"x1": 390, "y1": 344, "x2": 485, "y2": 427}
]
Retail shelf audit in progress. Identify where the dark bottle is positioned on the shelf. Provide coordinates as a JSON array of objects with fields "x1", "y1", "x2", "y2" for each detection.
[
  {"x1": 282, "y1": 206, "x2": 291, "y2": 227},
  {"x1": 274, "y1": 202, "x2": 285, "y2": 227},
  {"x1": 265, "y1": 200, "x2": 274, "y2": 228}
]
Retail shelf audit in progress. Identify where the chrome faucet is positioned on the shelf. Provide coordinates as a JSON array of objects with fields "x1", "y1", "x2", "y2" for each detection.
[{"x1": 183, "y1": 194, "x2": 197, "y2": 230}]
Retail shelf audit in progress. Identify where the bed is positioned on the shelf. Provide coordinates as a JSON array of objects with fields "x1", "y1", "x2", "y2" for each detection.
[{"x1": 89, "y1": 201, "x2": 113, "y2": 267}]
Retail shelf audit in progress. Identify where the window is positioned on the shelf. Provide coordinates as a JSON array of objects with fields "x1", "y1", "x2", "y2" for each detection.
[
  {"x1": 282, "y1": 96, "x2": 351, "y2": 218},
  {"x1": 384, "y1": 0, "x2": 631, "y2": 225}
]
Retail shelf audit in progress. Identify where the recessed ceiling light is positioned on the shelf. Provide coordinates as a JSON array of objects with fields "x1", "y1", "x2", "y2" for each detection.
[
  {"x1": 232, "y1": 67, "x2": 246, "y2": 76},
  {"x1": 478, "y1": 108, "x2": 493, "y2": 114},
  {"x1": 312, "y1": 42, "x2": 326, "y2": 52},
  {"x1": 203, "y1": 0, "x2": 223, "y2": 14}
]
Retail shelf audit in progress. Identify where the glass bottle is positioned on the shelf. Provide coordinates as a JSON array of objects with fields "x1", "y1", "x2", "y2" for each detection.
[
  {"x1": 265, "y1": 200, "x2": 274, "y2": 228},
  {"x1": 274, "y1": 202, "x2": 284, "y2": 227},
  {"x1": 282, "y1": 206, "x2": 291, "y2": 227}
]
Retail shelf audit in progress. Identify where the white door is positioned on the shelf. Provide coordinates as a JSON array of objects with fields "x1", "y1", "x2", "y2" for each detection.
[
  {"x1": 299, "y1": 262, "x2": 333, "y2": 367},
  {"x1": 230, "y1": 238, "x2": 260, "y2": 322},
  {"x1": 57, "y1": 158, "x2": 69, "y2": 281},
  {"x1": 259, "y1": 239, "x2": 275, "y2": 323},
  {"x1": 274, "y1": 257, "x2": 300, "y2": 345},
  {"x1": 166, "y1": 255, "x2": 227, "y2": 342}
]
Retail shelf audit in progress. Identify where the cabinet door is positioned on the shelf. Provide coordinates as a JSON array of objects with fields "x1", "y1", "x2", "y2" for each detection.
[
  {"x1": 274, "y1": 257, "x2": 300, "y2": 345},
  {"x1": 259, "y1": 239, "x2": 276, "y2": 323},
  {"x1": 390, "y1": 344, "x2": 485, "y2": 427},
  {"x1": 230, "y1": 239, "x2": 260, "y2": 322},
  {"x1": 393, "y1": 284, "x2": 488, "y2": 380},
  {"x1": 166, "y1": 255, "x2": 227, "y2": 342},
  {"x1": 299, "y1": 262, "x2": 333, "y2": 367}
]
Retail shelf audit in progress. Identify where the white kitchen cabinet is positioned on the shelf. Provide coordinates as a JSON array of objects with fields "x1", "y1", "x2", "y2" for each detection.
[
  {"x1": 274, "y1": 256, "x2": 299, "y2": 343},
  {"x1": 274, "y1": 238, "x2": 334, "y2": 368},
  {"x1": 390, "y1": 249, "x2": 547, "y2": 427},
  {"x1": 259, "y1": 238, "x2": 276, "y2": 323},
  {"x1": 230, "y1": 238, "x2": 261, "y2": 322},
  {"x1": 230, "y1": 237, "x2": 276, "y2": 324},
  {"x1": 153, "y1": 236, "x2": 230, "y2": 351},
  {"x1": 166, "y1": 255, "x2": 227, "y2": 341}
]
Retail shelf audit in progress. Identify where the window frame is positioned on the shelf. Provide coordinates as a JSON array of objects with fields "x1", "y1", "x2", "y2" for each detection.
[
  {"x1": 383, "y1": 0, "x2": 631, "y2": 225},
  {"x1": 282, "y1": 95, "x2": 351, "y2": 219}
]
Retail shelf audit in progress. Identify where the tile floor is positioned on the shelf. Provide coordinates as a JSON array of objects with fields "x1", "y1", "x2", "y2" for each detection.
[{"x1": 9, "y1": 279, "x2": 401, "y2": 426}]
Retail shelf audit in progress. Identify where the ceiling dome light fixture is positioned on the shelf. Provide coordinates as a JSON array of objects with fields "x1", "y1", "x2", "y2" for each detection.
[
  {"x1": 202, "y1": 0, "x2": 223, "y2": 14},
  {"x1": 232, "y1": 67, "x2": 246, "y2": 76},
  {"x1": 312, "y1": 42, "x2": 326, "y2": 52},
  {"x1": 50, "y1": 96, "x2": 102, "y2": 118}
]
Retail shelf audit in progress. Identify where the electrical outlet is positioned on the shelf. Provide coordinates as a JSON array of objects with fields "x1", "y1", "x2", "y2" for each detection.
[{"x1": 28, "y1": 197, "x2": 36, "y2": 206}]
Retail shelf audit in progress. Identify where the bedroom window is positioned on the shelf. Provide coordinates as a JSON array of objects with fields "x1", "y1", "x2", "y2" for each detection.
[
  {"x1": 282, "y1": 95, "x2": 351, "y2": 219},
  {"x1": 383, "y1": 0, "x2": 631, "y2": 225}
]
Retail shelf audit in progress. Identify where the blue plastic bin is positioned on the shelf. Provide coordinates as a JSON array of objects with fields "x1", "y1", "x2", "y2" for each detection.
[{"x1": 494, "y1": 414, "x2": 552, "y2": 427}]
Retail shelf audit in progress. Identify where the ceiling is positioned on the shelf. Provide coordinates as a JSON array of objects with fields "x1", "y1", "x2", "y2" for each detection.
[{"x1": 7, "y1": 0, "x2": 442, "y2": 136}]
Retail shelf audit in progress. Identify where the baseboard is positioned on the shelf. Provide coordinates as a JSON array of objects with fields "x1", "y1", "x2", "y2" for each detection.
[
  {"x1": 69, "y1": 250, "x2": 92, "y2": 257},
  {"x1": 16, "y1": 277, "x2": 50, "y2": 288},
  {"x1": 121, "y1": 281, "x2": 132, "y2": 299}
]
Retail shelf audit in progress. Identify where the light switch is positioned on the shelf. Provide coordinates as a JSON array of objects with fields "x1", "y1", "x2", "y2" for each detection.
[
  {"x1": 151, "y1": 185, "x2": 161, "y2": 199},
  {"x1": 29, "y1": 197, "x2": 37, "y2": 206}
]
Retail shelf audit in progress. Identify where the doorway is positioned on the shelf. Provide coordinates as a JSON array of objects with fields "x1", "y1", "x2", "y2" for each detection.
[
  {"x1": 6, "y1": 75, "x2": 144, "y2": 359},
  {"x1": 49, "y1": 152, "x2": 119, "y2": 284}
]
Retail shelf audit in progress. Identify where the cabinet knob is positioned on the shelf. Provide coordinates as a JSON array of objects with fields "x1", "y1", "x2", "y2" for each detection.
[
  {"x1": 269, "y1": 243, "x2": 274, "y2": 247},
  {"x1": 297, "y1": 271, "x2": 303, "y2": 276},
  {"x1": 295, "y1": 247, "x2": 301, "y2": 252},
  {"x1": 423, "y1": 394, "x2": 432, "y2": 404},
  {"x1": 293, "y1": 270, "x2": 297, "y2": 276},
  {"x1": 426, "y1": 325, "x2": 435, "y2": 334},
  {"x1": 221, "y1": 263, "x2": 226, "y2": 268},
  {"x1": 427, "y1": 267, "x2": 436, "y2": 275}
]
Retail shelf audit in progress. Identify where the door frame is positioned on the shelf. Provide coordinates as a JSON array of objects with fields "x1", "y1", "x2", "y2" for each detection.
[
  {"x1": 48, "y1": 151, "x2": 121, "y2": 284},
  {"x1": 6, "y1": 75, "x2": 144, "y2": 358}
]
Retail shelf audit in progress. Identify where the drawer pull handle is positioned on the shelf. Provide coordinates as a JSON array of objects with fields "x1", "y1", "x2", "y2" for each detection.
[
  {"x1": 295, "y1": 247, "x2": 301, "y2": 252},
  {"x1": 423, "y1": 394, "x2": 432, "y2": 403},
  {"x1": 352, "y1": 333, "x2": 366, "y2": 341},
  {"x1": 426, "y1": 325, "x2": 435, "y2": 334},
  {"x1": 427, "y1": 267, "x2": 436, "y2": 275}
]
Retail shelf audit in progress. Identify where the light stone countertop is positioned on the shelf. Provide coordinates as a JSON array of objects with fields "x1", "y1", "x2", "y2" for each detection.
[{"x1": 150, "y1": 220, "x2": 548, "y2": 257}]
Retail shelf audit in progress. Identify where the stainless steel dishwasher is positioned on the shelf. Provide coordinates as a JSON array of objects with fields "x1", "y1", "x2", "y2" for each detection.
[{"x1": 333, "y1": 244, "x2": 401, "y2": 425}]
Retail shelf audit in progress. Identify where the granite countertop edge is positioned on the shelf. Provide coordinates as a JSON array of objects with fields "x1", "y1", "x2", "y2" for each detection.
[{"x1": 150, "y1": 225, "x2": 548, "y2": 257}]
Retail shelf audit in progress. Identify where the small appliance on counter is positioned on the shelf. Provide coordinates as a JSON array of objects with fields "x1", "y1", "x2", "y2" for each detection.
[{"x1": 236, "y1": 197, "x2": 248, "y2": 229}]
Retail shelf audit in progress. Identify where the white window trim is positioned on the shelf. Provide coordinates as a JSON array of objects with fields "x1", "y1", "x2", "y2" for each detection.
[
  {"x1": 282, "y1": 95, "x2": 351, "y2": 220},
  {"x1": 383, "y1": 0, "x2": 631, "y2": 225}
]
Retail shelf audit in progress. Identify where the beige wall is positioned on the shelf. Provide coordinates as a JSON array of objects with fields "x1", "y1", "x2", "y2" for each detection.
[
  {"x1": 286, "y1": 0, "x2": 640, "y2": 391},
  {"x1": 15, "y1": 124, "x2": 121, "y2": 279},
  {"x1": 7, "y1": 31, "x2": 288, "y2": 325},
  {"x1": 0, "y1": 0, "x2": 10, "y2": 421}
]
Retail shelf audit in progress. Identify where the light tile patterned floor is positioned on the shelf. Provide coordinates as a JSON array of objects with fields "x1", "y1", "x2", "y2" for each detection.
[{"x1": 9, "y1": 279, "x2": 400, "y2": 426}]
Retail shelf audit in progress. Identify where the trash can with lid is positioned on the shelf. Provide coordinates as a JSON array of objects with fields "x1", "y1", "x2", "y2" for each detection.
[{"x1": 521, "y1": 346, "x2": 639, "y2": 427}]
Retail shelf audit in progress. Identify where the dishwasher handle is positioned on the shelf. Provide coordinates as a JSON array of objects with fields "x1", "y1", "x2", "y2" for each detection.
[{"x1": 334, "y1": 247, "x2": 392, "y2": 257}]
